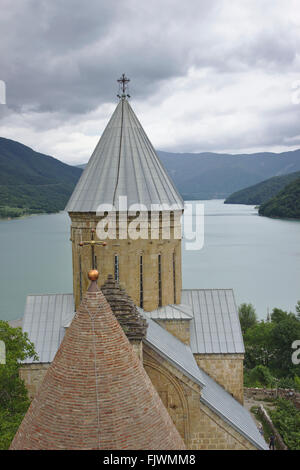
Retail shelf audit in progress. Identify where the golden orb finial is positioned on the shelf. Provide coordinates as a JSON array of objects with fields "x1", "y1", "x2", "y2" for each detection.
[{"x1": 88, "y1": 269, "x2": 99, "y2": 281}]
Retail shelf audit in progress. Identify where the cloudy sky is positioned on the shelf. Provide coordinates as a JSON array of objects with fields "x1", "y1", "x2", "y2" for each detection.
[{"x1": 1, "y1": 0, "x2": 300, "y2": 164}]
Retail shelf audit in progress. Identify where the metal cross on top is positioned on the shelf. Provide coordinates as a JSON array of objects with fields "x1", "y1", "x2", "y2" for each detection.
[
  {"x1": 117, "y1": 73, "x2": 130, "y2": 98},
  {"x1": 79, "y1": 229, "x2": 107, "y2": 270}
]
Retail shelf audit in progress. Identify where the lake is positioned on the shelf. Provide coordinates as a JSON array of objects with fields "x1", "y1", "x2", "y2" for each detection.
[{"x1": 0, "y1": 199, "x2": 299, "y2": 321}]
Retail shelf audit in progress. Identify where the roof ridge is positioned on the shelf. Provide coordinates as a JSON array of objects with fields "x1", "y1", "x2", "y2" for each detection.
[
  {"x1": 12, "y1": 285, "x2": 185, "y2": 450},
  {"x1": 65, "y1": 98, "x2": 183, "y2": 212}
]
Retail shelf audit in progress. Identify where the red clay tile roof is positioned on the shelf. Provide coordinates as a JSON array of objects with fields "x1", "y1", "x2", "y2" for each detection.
[{"x1": 10, "y1": 281, "x2": 185, "y2": 450}]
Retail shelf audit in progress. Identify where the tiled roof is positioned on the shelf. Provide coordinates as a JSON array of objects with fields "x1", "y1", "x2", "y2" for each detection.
[
  {"x1": 65, "y1": 98, "x2": 183, "y2": 212},
  {"x1": 101, "y1": 274, "x2": 148, "y2": 340},
  {"x1": 11, "y1": 285, "x2": 185, "y2": 450},
  {"x1": 181, "y1": 289, "x2": 245, "y2": 354},
  {"x1": 20, "y1": 291, "x2": 266, "y2": 450}
]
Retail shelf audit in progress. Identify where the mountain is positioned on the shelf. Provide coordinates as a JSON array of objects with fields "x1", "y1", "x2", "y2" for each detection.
[
  {"x1": 78, "y1": 149, "x2": 300, "y2": 199},
  {"x1": 259, "y1": 177, "x2": 300, "y2": 219},
  {"x1": 0, "y1": 137, "x2": 82, "y2": 218},
  {"x1": 224, "y1": 171, "x2": 300, "y2": 205},
  {"x1": 3, "y1": 135, "x2": 300, "y2": 218},
  {"x1": 156, "y1": 150, "x2": 300, "y2": 200}
]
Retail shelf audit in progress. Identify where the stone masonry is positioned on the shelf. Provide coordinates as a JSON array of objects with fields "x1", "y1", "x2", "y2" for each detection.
[
  {"x1": 194, "y1": 354, "x2": 244, "y2": 404},
  {"x1": 143, "y1": 346, "x2": 255, "y2": 450},
  {"x1": 69, "y1": 212, "x2": 182, "y2": 311}
]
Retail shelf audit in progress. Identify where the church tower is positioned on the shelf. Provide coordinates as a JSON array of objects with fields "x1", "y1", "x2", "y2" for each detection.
[{"x1": 66, "y1": 75, "x2": 184, "y2": 311}]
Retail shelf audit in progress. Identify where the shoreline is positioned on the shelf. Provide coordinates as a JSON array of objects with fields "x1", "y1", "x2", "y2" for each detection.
[{"x1": 0, "y1": 210, "x2": 61, "y2": 221}]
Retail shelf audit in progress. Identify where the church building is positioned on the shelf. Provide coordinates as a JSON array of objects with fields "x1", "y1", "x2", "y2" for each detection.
[{"x1": 12, "y1": 76, "x2": 267, "y2": 450}]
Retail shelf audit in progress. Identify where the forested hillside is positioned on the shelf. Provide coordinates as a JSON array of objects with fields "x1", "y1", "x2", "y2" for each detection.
[
  {"x1": 258, "y1": 177, "x2": 300, "y2": 219},
  {"x1": 224, "y1": 171, "x2": 300, "y2": 205},
  {"x1": 0, "y1": 138, "x2": 82, "y2": 218}
]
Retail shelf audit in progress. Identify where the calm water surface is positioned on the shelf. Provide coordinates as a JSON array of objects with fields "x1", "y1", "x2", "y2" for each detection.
[{"x1": 0, "y1": 200, "x2": 299, "y2": 320}]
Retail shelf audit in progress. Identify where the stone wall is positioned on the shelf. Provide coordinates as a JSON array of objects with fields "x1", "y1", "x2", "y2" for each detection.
[
  {"x1": 194, "y1": 354, "x2": 244, "y2": 404},
  {"x1": 20, "y1": 363, "x2": 50, "y2": 400},
  {"x1": 69, "y1": 212, "x2": 182, "y2": 311},
  {"x1": 143, "y1": 345, "x2": 256, "y2": 450},
  {"x1": 156, "y1": 319, "x2": 190, "y2": 345},
  {"x1": 245, "y1": 387, "x2": 300, "y2": 409}
]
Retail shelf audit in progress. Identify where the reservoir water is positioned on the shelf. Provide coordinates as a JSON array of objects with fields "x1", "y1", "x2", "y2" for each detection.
[{"x1": 0, "y1": 199, "x2": 299, "y2": 321}]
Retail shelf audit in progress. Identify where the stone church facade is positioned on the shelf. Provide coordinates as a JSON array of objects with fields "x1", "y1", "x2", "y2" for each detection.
[{"x1": 15, "y1": 79, "x2": 267, "y2": 450}]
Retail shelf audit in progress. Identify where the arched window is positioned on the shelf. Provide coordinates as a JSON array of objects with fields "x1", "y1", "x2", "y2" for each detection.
[
  {"x1": 114, "y1": 254, "x2": 119, "y2": 282},
  {"x1": 140, "y1": 255, "x2": 143, "y2": 309},
  {"x1": 158, "y1": 254, "x2": 162, "y2": 307}
]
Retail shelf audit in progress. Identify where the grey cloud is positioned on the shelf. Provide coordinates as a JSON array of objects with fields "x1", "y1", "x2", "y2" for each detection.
[{"x1": 1, "y1": 0, "x2": 300, "y2": 156}]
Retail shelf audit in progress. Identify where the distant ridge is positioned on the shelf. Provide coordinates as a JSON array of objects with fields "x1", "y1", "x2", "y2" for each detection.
[
  {"x1": 224, "y1": 170, "x2": 300, "y2": 205},
  {"x1": 0, "y1": 137, "x2": 82, "y2": 218},
  {"x1": 77, "y1": 148, "x2": 300, "y2": 200},
  {"x1": 2, "y1": 134, "x2": 300, "y2": 218},
  {"x1": 157, "y1": 150, "x2": 300, "y2": 200}
]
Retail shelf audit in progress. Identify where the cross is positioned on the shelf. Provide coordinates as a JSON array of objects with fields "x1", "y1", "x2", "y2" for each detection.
[
  {"x1": 79, "y1": 229, "x2": 107, "y2": 270},
  {"x1": 117, "y1": 73, "x2": 130, "y2": 97}
]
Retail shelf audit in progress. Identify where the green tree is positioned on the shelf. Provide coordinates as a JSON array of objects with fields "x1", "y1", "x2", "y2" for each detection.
[
  {"x1": 270, "y1": 398, "x2": 300, "y2": 450},
  {"x1": 271, "y1": 308, "x2": 289, "y2": 324},
  {"x1": 244, "y1": 321, "x2": 275, "y2": 369},
  {"x1": 269, "y1": 315, "x2": 300, "y2": 377},
  {"x1": 296, "y1": 301, "x2": 300, "y2": 319},
  {"x1": 238, "y1": 303, "x2": 257, "y2": 335},
  {"x1": 244, "y1": 365, "x2": 276, "y2": 388},
  {"x1": 0, "y1": 321, "x2": 38, "y2": 449}
]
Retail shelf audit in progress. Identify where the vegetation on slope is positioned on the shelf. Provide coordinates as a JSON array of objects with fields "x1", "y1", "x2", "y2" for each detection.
[
  {"x1": 0, "y1": 321, "x2": 38, "y2": 449},
  {"x1": 240, "y1": 302, "x2": 300, "y2": 449},
  {"x1": 269, "y1": 398, "x2": 300, "y2": 450},
  {"x1": 0, "y1": 137, "x2": 82, "y2": 218},
  {"x1": 258, "y1": 177, "x2": 300, "y2": 219},
  {"x1": 224, "y1": 171, "x2": 300, "y2": 205}
]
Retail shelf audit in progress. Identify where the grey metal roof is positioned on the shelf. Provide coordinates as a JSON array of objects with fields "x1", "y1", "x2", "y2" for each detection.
[
  {"x1": 22, "y1": 294, "x2": 74, "y2": 364},
  {"x1": 65, "y1": 98, "x2": 183, "y2": 212},
  {"x1": 141, "y1": 310, "x2": 266, "y2": 450},
  {"x1": 200, "y1": 368, "x2": 268, "y2": 450},
  {"x1": 146, "y1": 303, "x2": 194, "y2": 320},
  {"x1": 138, "y1": 308, "x2": 205, "y2": 387},
  {"x1": 181, "y1": 289, "x2": 245, "y2": 354}
]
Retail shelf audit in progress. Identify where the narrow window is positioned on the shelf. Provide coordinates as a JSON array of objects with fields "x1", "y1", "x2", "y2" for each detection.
[
  {"x1": 114, "y1": 255, "x2": 119, "y2": 282},
  {"x1": 140, "y1": 255, "x2": 143, "y2": 309},
  {"x1": 79, "y1": 254, "x2": 82, "y2": 302},
  {"x1": 173, "y1": 252, "x2": 176, "y2": 304},
  {"x1": 158, "y1": 254, "x2": 162, "y2": 307}
]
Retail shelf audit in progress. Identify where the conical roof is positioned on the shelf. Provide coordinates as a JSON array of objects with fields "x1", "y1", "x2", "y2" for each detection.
[
  {"x1": 10, "y1": 278, "x2": 185, "y2": 450},
  {"x1": 65, "y1": 98, "x2": 183, "y2": 212},
  {"x1": 101, "y1": 274, "x2": 148, "y2": 341}
]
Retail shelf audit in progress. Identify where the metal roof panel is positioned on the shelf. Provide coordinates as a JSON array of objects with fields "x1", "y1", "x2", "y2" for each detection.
[
  {"x1": 66, "y1": 99, "x2": 183, "y2": 212},
  {"x1": 181, "y1": 289, "x2": 245, "y2": 354}
]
